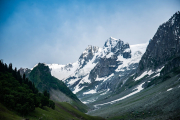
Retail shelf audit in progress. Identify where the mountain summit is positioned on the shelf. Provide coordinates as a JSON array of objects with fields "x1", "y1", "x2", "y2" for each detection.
[{"x1": 103, "y1": 37, "x2": 131, "y2": 58}]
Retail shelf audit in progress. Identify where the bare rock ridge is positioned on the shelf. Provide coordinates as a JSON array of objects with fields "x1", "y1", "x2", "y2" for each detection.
[
  {"x1": 104, "y1": 37, "x2": 131, "y2": 58},
  {"x1": 136, "y1": 11, "x2": 180, "y2": 76},
  {"x1": 78, "y1": 45, "x2": 99, "y2": 69}
]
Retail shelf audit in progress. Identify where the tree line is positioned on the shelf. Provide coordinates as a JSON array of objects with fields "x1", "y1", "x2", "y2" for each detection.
[{"x1": 0, "y1": 60, "x2": 55, "y2": 115}]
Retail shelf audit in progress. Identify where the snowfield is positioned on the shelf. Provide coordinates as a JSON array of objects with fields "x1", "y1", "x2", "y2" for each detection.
[{"x1": 48, "y1": 62, "x2": 79, "y2": 80}]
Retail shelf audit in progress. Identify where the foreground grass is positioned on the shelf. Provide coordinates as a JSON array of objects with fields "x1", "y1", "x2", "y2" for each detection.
[
  {"x1": 0, "y1": 102, "x2": 104, "y2": 120},
  {"x1": 0, "y1": 103, "x2": 22, "y2": 120}
]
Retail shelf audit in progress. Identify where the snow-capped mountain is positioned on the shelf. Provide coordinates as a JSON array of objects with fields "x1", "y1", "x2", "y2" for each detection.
[
  {"x1": 45, "y1": 36, "x2": 148, "y2": 104},
  {"x1": 19, "y1": 37, "x2": 148, "y2": 105}
]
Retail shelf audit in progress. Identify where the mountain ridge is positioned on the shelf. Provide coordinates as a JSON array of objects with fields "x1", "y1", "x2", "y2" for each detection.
[{"x1": 136, "y1": 11, "x2": 180, "y2": 77}]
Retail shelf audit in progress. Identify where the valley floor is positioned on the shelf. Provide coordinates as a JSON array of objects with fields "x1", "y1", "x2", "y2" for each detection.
[{"x1": 87, "y1": 72, "x2": 180, "y2": 120}]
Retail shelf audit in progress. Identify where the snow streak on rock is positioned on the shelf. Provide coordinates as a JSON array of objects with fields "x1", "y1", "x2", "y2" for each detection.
[{"x1": 94, "y1": 82, "x2": 145, "y2": 107}]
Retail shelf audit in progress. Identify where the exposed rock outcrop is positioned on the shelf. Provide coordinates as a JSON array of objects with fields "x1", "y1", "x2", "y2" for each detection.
[{"x1": 137, "y1": 11, "x2": 180, "y2": 76}]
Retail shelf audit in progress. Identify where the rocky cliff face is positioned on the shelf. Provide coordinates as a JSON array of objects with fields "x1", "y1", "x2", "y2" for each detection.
[
  {"x1": 88, "y1": 37, "x2": 131, "y2": 83},
  {"x1": 79, "y1": 45, "x2": 99, "y2": 68},
  {"x1": 103, "y1": 37, "x2": 131, "y2": 58},
  {"x1": 89, "y1": 57, "x2": 119, "y2": 82},
  {"x1": 137, "y1": 11, "x2": 180, "y2": 76}
]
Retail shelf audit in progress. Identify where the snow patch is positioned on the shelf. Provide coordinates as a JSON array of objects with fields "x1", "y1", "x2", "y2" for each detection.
[
  {"x1": 171, "y1": 16, "x2": 175, "y2": 25},
  {"x1": 136, "y1": 66, "x2": 164, "y2": 80},
  {"x1": 68, "y1": 78, "x2": 79, "y2": 86},
  {"x1": 106, "y1": 52, "x2": 114, "y2": 58},
  {"x1": 96, "y1": 73, "x2": 114, "y2": 82},
  {"x1": 73, "y1": 85, "x2": 85, "y2": 94},
  {"x1": 156, "y1": 66, "x2": 164, "y2": 72},
  {"x1": 151, "y1": 73, "x2": 160, "y2": 78},
  {"x1": 83, "y1": 89, "x2": 96, "y2": 95},
  {"x1": 82, "y1": 98, "x2": 97, "y2": 104},
  {"x1": 48, "y1": 62, "x2": 79, "y2": 80},
  {"x1": 167, "y1": 88, "x2": 173, "y2": 91},
  {"x1": 83, "y1": 85, "x2": 98, "y2": 95},
  {"x1": 135, "y1": 70, "x2": 153, "y2": 81},
  {"x1": 100, "y1": 88, "x2": 110, "y2": 95},
  {"x1": 124, "y1": 48, "x2": 131, "y2": 53},
  {"x1": 115, "y1": 42, "x2": 148, "y2": 72},
  {"x1": 96, "y1": 75, "x2": 106, "y2": 81},
  {"x1": 81, "y1": 75, "x2": 91, "y2": 84},
  {"x1": 94, "y1": 82, "x2": 145, "y2": 107}
]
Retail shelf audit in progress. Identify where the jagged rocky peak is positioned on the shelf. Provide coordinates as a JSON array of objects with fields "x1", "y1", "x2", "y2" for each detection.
[
  {"x1": 103, "y1": 37, "x2": 123, "y2": 53},
  {"x1": 137, "y1": 11, "x2": 180, "y2": 75},
  {"x1": 104, "y1": 37, "x2": 121, "y2": 48},
  {"x1": 78, "y1": 45, "x2": 100, "y2": 67},
  {"x1": 82, "y1": 45, "x2": 99, "y2": 57},
  {"x1": 104, "y1": 37, "x2": 131, "y2": 58},
  {"x1": 167, "y1": 11, "x2": 180, "y2": 26},
  {"x1": 79, "y1": 45, "x2": 99, "y2": 61}
]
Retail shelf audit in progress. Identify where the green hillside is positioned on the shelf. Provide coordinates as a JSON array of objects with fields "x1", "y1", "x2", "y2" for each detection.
[
  {"x1": 29, "y1": 63, "x2": 79, "y2": 101},
  {"x1": 0, "y1": 102, "x2": 104, "y2": 120},
  {"x1": 0, "y1": 61, "x2": 55, "y2": 116},
  {"x1": 28, "y1": 63, "x2": 88, "y2": 112}
]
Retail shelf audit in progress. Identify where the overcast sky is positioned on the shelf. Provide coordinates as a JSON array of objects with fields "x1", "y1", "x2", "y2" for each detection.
[{"x1": 0, "y1": 0, "x2": 179, "y2": 69}]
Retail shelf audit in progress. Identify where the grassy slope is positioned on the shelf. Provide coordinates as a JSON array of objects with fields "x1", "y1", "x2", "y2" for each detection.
[
  {"x1": 28, "y1": 63, "x2": 88, "y2": 113},
  {"x1": 0, "y1": 102, "x2": 104, "y2": 120},
  {"x1": 0, "y1": 103, "x2": 22, "y2": 120},
  {"x1": 88, "y1": 70, "x2": 180, "y2": 120}
]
